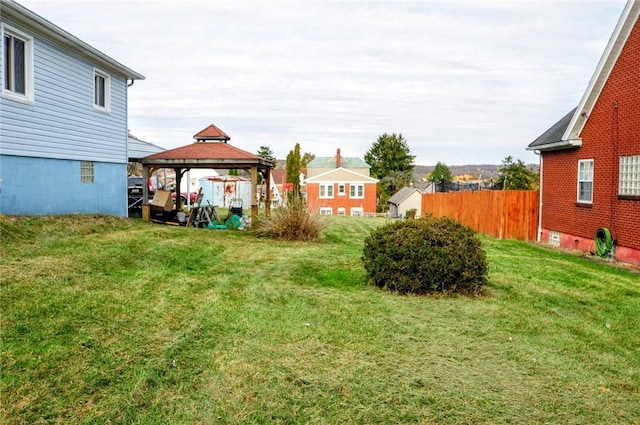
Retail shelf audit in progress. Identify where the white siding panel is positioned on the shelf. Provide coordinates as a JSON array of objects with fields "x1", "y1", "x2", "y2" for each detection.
[{"x1": 0, "y1": 18, "x2": 128, "y2": 163}]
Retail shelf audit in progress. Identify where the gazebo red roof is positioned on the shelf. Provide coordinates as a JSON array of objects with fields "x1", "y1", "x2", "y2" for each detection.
[
  {"x1": 144, "y1": 142, "x2": 258, "y2": 161},
  {"x1": 193, "y1": 124, "x2": 230, "y2": 141}
]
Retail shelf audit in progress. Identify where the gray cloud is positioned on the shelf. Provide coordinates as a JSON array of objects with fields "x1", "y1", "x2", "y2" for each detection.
[{"x1": 20, "y1": 0, "x2": 626, "y2": 164}]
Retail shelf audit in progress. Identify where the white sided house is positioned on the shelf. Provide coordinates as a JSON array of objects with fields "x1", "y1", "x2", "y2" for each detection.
[{"x1": 0, "y1": 0, "x2": 144, "y2": 216}]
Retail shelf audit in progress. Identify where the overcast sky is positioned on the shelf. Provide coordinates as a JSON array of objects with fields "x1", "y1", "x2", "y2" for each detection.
[{"x1": 19, "y1": 0, "x2": 627, "y2": 165}]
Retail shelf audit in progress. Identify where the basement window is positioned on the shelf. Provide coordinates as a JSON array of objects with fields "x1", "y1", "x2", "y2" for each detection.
[
  {"x1": 80, "y1": 161, "x2": 94, "y2": 183},
  {"x1": 549, "y1": 230, "x2": 561, "y2": 247},
  {"x1": 619, "y1": 155, "x2": 640, "y2": 197}
]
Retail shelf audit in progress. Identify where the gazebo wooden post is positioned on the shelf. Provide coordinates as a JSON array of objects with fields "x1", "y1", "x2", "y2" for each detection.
[
  {"x1": 142, "y1": 165, "x2": 150, "y2": 222},
  {"x1": 174, "y1": 168, "x2": 183, "y2": 211},
  {"x1": 265, "y1": 167, "x2": 272, "y2": 217},
  {"x1": 250, "y1": 165, "x2": 258, "y2": 224}
]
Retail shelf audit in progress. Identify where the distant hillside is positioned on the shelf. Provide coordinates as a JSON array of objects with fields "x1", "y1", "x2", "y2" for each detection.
[
  {"x1": 413, "y1": 163, "x2": 539, "y2": 182},
  {"x1": 274, "y1": 159, "x2": 538, "y2": 182}
]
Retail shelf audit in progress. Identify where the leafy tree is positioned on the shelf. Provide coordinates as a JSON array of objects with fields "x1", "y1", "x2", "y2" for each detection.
[
  {"x1": 430, "y1": 161, "x2": 453, "y2": 183},
  {"x1": 499, "y1": 156, "x2": 538, "y2": 190},
  {"x1": 365, "y1": 133, "x2": 415, "y2": 210},
  {"x1": 286, "y1": 143, "x2": 302, "y2": 197},
  {"x1": 301, "y1": 152, "x2": 316, "y2": 168}
]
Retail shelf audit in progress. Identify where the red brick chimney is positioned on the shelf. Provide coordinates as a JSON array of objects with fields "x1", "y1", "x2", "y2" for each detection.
[{"x1": 336, "y1": 148, "x2": 341, "y2": 168}]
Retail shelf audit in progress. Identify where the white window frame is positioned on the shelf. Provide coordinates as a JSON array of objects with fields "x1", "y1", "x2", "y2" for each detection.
[
  {"x1": 619, "y1": 155, "x2": 640, "y2": 196},
  {"x1": 337, "y1": 183, "x2": 346, "y2": 195},
  {"x1": 1, "y1": 23, "x2": 34, "y2": 104},
  {"x1": 349, "y1": 183, "x2": 364, "y2": 199},
  {"x1": 350, "y1": 207, "x2": 363, "y2": 217},
  {"x1": 337, "y1": 207, "x2": 346, "y2": 216},
  {"x1": 319, "y1": 183, "x2": 334, "y2": 199},
  {"x1": 577, "y1": 159, "x2": 594, "y2": 204},
  {"x1": 319, "y1": 207, "x2": 333, "y2": 216},
  {"x1": 93, "y1": 67, "x2": 111, "y2": 112}
]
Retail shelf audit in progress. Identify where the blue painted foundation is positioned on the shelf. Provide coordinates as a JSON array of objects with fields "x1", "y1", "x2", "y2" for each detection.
[{"x1": 0, "y1": 155, "x2": 127, "y2": 216}]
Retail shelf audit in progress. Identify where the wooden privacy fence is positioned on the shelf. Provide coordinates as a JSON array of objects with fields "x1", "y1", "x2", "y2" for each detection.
[{"x1": 421, "y1": 190, "x2": 539, "y2": 240}]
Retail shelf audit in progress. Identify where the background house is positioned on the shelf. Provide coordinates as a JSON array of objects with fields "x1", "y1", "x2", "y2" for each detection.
[
  {"x1": 388, "y1": 187, "x2": 423, "y2": 218},
  {"x1": 305, "y1": 148, "x2": 378, "y2": 216},
  {"x1": 0, "y1": 0, "x2": 143, "y2": 216},
  {"x1": 527, "y1": 0, "x2": 639, "y2": 266}
]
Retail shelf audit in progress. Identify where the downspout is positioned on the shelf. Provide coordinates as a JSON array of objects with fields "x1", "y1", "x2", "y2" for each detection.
[
  {"x1": 127, "y1": 78, "x2": 135, "y2": 87},
  {"x1": 535, "y1": 150, "x2": 543, "y2": 242}
]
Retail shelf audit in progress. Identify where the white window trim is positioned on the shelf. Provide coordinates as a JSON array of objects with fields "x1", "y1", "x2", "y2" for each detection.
[
  {"x1": 319, "y1": 183, "x2": 334, "y2": 199},
  {"x1": 1, "y1": 23, "x2": 35, "y2": 105},
  {"x1": 349, "y1": 183, "x2": 364, "y2": 199},
  {"x1": 577, "y1": 159, "x2": 594, "y2": 204},
  {"x1": 319, "y1": 207, "x2": 333, "y2": 216},
  {"x1": 350, "y1": 207, "x2": 363, "y2": 217},
  {"x1": 93, "y1": 67, "x2": 111, "y2": 113},
  {"x1": 619, "y1": 155, "x2": 640, "y2": 196},
  {"x1": 338, "y1": 183, "x2": 346, "y2": 196}
]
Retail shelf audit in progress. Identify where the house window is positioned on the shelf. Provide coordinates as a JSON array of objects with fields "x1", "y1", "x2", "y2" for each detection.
[
  {"x1": 619, "y1": 155, "x2": 640, "y2": 196},
  {"x1": 80, "y1": 161, "x2": 94, "y2": 183},
  {"x1": 338, "y1": 184, "x2": 346, "y2": 195},
  {"x1": 93, "y1": 68, "x2": 110, "y2": 111},
  {"x1": 2, "y1": 24, "x2": 34, "y2": 103},
  {"x1": 319, "y1": 207, "x2": 333, "y2": 216},
  {"x1": 349, "y1": 184, "x2": 364, "y2": 199},
  {"x1": 577, "y1": 159, "x2": 593, "y2": 203},
  {"x1": 337, "y1": 207, "x2": 346, "y2": 216},
  {"x1": 319, "y1": 184, "x2": 334, "y2": 199},
  {"x1": 350, "y1": 207, "x2": 363, "y2": 217}
]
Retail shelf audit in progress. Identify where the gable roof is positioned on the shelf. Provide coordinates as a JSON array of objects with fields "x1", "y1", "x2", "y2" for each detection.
[
  {"x1": 528, "y1": 0, "x2": 639, "y2": 151},
  {"x1": 527, "y1": 107, "x2": 577, "y2": 150},
  {"x1": 307, "y1": 156, "x2": 369, "y2": 168},
  {"x1": 1, "y1": 0, "x2": 144, "y2": 80},
  {"x1": 193, "y1": 124, "x2": 231, "y2": 142},
  {"x1": 305, "y1": 167, "x2": 378, "y2": 183},
  {"x1": 388, "y1": 187, "x2": 422, "y2": 205}
]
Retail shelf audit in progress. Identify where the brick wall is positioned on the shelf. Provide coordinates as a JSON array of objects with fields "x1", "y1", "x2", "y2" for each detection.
[
  {"x1": 541, "y1": 19, "x2": 640, "y2": 252},
  {"x1": 306, "y1": 182, "x2": 377, "y2": 215}
]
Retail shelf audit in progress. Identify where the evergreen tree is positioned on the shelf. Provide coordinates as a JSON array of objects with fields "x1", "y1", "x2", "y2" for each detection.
[
  {"x1": 257, "y1": 145, "x2": 276, "y2": 163},
  {"x1": 364, "y1": 133, "x2": 415, "y2": 210},
  {"x1": 286, "y1": 143, "x2": 302, "y2": 197},
  {"x1": 430, "y1": 161, "x2": 453, "y2": 183}
]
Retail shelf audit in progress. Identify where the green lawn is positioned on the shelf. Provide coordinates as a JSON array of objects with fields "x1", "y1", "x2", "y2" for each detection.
[{"x1": 1, "y1": 215, "x2": 638, "y2": 424}]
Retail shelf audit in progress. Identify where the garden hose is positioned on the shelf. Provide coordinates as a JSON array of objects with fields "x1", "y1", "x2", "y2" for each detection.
[{"x1": 595, "y1": 228, "x2": 613, "y2": 257}]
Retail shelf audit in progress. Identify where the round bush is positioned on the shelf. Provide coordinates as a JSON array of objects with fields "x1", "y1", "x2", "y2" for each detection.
[{"x1": 361, "y1": 216, "x2": 487, "y2": 295}]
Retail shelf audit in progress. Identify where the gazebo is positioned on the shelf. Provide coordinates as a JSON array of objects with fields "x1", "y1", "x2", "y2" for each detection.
[{"x1": 139, "y1": 124, "x2": 274, "y2": 224}]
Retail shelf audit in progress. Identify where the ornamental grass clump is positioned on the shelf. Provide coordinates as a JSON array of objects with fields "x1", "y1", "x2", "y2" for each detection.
[
  {"x1": 255, "y1": 197, "x2": 327, "y2": 241},
  {"x1": 362, "y1": 216, "x2": 487, "y2": 295}
]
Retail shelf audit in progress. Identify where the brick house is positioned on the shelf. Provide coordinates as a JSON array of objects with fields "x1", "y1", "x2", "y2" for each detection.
[
  {"x1": 527, "y1": 0, "x2": 639, "y2": 266},
  {"x1": 305, "y1": 149, "x2": 378, "y2": 216}
]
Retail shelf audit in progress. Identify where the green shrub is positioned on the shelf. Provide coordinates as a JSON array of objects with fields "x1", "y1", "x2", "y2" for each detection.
[
  {"x1": 361, "y1": 216, "x2": 487, "y2": 295},
  {"x1": 255, "y1": 197, "x2": 327, "y2": 241}
]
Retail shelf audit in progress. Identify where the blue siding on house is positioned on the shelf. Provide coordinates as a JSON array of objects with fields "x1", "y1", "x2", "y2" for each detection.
[
  {"x1": 0, "y1": 155, "x2": 127, "y2": 216},
  {"x1": 0, "y1": 17, "x2": 128, "y2": 164}
]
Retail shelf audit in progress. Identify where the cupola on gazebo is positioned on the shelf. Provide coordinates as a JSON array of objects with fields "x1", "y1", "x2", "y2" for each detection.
[{"x1": 140, "y1": 124, "x2": 274, "y2": 224}]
